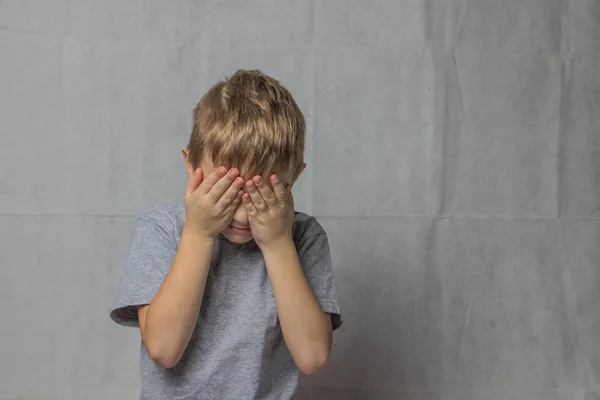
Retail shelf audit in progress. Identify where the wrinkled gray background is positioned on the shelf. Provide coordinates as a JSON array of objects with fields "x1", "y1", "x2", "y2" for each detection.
[{"x1": 1, "y1": 0, "x2": 599, "y2": 399}]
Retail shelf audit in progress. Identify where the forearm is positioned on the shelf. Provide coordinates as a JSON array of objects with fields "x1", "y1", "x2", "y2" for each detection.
[
  {"x1": 262, "y1": 239, "x2": 332, "y2": 375},
  {"x1": 142, "y1": 227, "x2": 214, "y2": 367}
]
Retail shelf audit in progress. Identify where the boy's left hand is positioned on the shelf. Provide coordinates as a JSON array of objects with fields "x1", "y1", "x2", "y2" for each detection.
[{"x1": 242, "y1": 174, "x2": 294, "y2": 250}]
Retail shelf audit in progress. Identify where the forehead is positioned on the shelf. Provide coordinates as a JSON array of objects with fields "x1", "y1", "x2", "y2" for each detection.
[{"x1": 200, "y1": 158, "x2": 294, "y2": 184}]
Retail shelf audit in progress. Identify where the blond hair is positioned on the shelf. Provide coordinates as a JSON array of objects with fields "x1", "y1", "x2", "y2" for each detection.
[{"x1": 187, "y1": 70, "x2": 305, "y2": 180}]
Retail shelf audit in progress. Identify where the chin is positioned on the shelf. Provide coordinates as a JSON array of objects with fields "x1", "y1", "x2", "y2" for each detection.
[{"x1": 222, "y1": 230, "x2": 254, "y2": 244}]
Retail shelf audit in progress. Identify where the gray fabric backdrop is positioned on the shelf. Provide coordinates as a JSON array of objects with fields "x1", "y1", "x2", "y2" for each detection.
[{"x1": 1, "y1": 1, "x2": 599, "y2": 399}]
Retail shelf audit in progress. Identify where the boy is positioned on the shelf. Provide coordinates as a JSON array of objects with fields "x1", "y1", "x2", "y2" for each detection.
[{"x1": 110, "y1": 70, "x2": 342, "y2": 400}]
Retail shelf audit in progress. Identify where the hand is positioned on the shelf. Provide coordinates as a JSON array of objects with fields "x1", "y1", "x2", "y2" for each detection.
[
  {"x1": 184, "y1": 166, "x2": 245, "y2": 239},
  {"x1": 242, "y1": 174, "x2": 294, "y2": 250}
]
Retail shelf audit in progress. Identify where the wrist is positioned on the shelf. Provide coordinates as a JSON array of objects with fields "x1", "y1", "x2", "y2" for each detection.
[
  {"x1": 260, "y1": 235, "x2": 295, "y2": 257},
  {"x1": 182, "y1": 224, "x2": 216, "y2": 245}
]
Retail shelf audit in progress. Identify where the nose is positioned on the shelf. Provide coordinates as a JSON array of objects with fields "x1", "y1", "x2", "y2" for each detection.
[{"x1": 232, "y1": 201, "x2": 249, "y2": 226}]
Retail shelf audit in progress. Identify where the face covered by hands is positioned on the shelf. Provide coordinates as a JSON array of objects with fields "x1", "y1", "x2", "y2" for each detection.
[{"x1": 242, "y1": 173, "x2": 295, "y2": 251}]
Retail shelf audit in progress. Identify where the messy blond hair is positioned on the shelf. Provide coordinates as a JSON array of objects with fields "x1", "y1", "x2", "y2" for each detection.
[{"x1": 187, "y1": 70, "x2": 305, "y2": 180}]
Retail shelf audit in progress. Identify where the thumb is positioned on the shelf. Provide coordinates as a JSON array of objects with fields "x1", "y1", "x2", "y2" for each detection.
[{"x1": 186, "y1": 168, "x2": 203, "y2": 195}]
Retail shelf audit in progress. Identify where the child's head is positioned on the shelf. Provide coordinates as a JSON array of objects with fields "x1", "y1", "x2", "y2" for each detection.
[{"x1": 183, "y1": 69, "x2": 306, "y2": 243}]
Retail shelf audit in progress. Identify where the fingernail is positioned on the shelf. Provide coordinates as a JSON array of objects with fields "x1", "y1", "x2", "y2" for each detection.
[
  {"x1": 271, "y1": 175, "x2": 278, "y2": 183},
  {"x1": 254, "y1": 176, "x2": 262, "y2": 184}
]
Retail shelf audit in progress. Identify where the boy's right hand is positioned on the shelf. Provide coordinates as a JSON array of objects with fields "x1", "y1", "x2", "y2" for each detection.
[{"x1": 184, "y1": 166, "x2": 244, "y2": 239}]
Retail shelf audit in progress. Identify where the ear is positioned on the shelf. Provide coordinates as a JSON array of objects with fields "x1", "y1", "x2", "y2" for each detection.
[
  {"x1": 290, "y1": 163, "x2": 307, "y2": 188},
  {"x1": 182, "y1": 148, "x2": 194, "y2": 178}
]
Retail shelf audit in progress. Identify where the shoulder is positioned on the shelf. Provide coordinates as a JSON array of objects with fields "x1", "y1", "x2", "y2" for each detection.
[
  {"x1": 134, "y1": 202, "x2": 185, "y2": 241},
  {"x1": 138, "y1": 202, "x2": 185, "y2": 225},
  {"x1": 292, "y1": 211, "x2": 328, "y2": 246}
]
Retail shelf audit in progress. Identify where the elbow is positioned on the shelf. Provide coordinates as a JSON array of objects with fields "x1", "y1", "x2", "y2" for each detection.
[
  {"x1": 152, "y1": 353, "x2": 180, "y2": 369},
  {"x1": 297, "y1": 348, "x2": 330, "y2": 376},
  {"x1": 145, "y1": 341, "x2": 182, "y2": 369},
  {"x1": 299, "y1": 363, "x2": 324, "y2": 377}
]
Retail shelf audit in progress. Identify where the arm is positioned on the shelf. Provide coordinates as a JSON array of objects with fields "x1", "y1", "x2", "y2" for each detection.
[
  {"x1": 242, "y1": 174, "x2": 333, "y2": 375},
  {"x1": 262, "y1": 240, "x2": 333, "y2": 375},
  {"x1": 140, "y1": 166, "x2": 245, "y2": 368},
  {"x1": 138, "y1": 230, "x2": 213, "y2": 368}
]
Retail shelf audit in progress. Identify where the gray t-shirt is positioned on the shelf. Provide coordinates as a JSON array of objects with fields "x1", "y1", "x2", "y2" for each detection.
[{"x1": 110, "y1": 203, "x2": 342, "y2": 400}]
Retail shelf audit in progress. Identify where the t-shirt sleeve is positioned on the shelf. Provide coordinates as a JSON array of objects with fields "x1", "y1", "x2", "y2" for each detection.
[
  {"x1": 297, "y1": 229, "x2": 343, "y2": 331},
  {"x1": 110, "y1": 217, "x2": 177, "y2": 327}
]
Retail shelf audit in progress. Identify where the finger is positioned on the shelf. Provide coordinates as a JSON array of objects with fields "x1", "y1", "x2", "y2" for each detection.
[
  {"x1": 216, "y1": 180, "x2": 244, "y2": 212},
  {"x1": 224, "y1": 190, "x2": 244, "y2": 214},
  {"x1": 253, "y1": 176, "x2": 278, "y2": 206},
  {"x1": 270, "y1": 174, "x2": 287, "y2": 203},
  {"x1": 246, "y1": 180, "x2": 267, "y2": 212},
  {"x1": 198, "y1": 166, "x2": 228, "y2": 195},
  {"x1": 207, "y1": 168, "x2": 240, "y2": 201},
  {"x1": 242, "y1": 193, "x2": 258, "y2": 217},
  {"x1": 186, "y1": 168, "x2": 203, "y2": 195}
]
